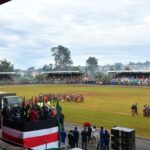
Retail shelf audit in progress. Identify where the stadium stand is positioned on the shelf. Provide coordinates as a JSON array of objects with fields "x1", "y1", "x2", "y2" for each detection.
[
  {"x1": 42, "y1": 71, "x2": 84, "y2": 84},
  {"x1": 108, "y1": 70, "x2": 150, "y2": 86},
  {"x1": 0, "y1": 72, "x2": 18, "y2": 85}
]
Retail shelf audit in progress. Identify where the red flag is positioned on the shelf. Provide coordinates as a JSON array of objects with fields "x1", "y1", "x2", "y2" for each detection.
[
  {"x1": 34, "y1": 96, "x2": 37, "y2": 104},
  {"x1": 43, "y1": 95, "x2": 47, "y2": 103}
]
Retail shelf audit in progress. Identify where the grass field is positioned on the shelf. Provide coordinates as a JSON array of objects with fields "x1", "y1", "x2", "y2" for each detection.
[{"x1": 0, "y1": 84, "x2": 150, "y2": 138}]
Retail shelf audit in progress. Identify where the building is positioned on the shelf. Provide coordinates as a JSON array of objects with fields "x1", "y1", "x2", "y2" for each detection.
[{"x1": 0, "y1": 72, "x2": 19, "y2": 85}]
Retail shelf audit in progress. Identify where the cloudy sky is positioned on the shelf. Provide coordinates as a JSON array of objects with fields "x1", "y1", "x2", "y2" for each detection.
[{"x1": 0, "y1": 0, "x2": 150, "y2": 69}]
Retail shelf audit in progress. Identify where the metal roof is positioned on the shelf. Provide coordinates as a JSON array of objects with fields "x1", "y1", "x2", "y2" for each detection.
[
  {"x1": 107, "y1": 70, "x2": 150, "y2": 73},
  {"x1": 0, "y1": 72, "x2": 18, "y2": 75},
  {"x1": 42, "y1": 71, "x2": 83, "y2": 74},
  {"x1": 3, "y1": 96, "x2": 20, "y2": 98}
]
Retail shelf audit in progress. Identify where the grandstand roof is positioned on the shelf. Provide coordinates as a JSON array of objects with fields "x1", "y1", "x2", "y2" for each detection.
[
  {"x1": 108, "y1": 70, "x2": 150, "y2": 74},
  {"x1": 0, "y1": 72, "x2": 18, "y2": 75},
  {"x1": 42, "y1": 71, "x2": 83, "y2": 74},
  {"x1": 0, "y1": 0, "x2": 11, "y2": 5}
]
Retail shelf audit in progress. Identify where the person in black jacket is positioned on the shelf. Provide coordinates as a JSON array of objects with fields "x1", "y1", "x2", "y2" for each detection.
[
  {"x1": 2, "y1": 106, "x2": 10, "y2": 121},
  {"x1": 59, "y1": 112, "x2": 64, "y2": 129},
  {"x1": 88, "y1": 125, "x2": 92, "y2": 143},
  {"x1": 81, "y1": 128, "x2": 88, "y2": 150},
  {"x1": 73, "y1": 127, "x2": 79, "y2": 147},
  {"x1": 104, "y1": 130, "x2": 110, "y2": 150},
  {"x1": 68, "y1": 130, "x2": 74, "y2": 148}
]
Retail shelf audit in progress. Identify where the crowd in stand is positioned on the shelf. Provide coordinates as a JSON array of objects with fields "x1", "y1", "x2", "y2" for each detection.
[
  {"x1": 61, "y1": 125, "x2": 110, "y2": 150},
  {"x1": 111, "y1": 78, "x2": 150, "y2": 86},
  {"x1": 46, "y1": 76, "x2": 83, "y2": 84}
]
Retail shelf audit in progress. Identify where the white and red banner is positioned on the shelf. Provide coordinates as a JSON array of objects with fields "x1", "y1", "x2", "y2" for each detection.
[{"x1": 2, "y1": 126, "x2": 59, "y2": 150}]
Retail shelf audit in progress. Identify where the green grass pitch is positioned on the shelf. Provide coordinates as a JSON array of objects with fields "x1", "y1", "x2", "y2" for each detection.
[{"x1": 0, "y1": 84, "x2": 149, "y2": 138}]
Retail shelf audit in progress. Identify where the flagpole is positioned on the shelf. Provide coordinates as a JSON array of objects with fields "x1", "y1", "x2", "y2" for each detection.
[{"x1": 56, "y1": 99, "x2": 61, "y2": 149}]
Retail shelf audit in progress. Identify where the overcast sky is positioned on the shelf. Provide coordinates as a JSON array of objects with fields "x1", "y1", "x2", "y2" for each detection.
[{"x1": 0, "y1": 0, "x2": 150, "y2": 69}]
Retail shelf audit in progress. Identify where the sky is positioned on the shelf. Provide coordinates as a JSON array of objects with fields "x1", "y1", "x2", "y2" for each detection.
[{"x1": 0, "y1": 0, "x2": 150, "y2": 69}]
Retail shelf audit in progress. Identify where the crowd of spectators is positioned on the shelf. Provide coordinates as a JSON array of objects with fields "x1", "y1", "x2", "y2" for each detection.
[
  {"x1": 0, "y1": 76, "x2": 84, "y2": 85},
  {"x1": 2, "y1": 100, "x2": 64, "y2": 126},
  {"x1": 46, "y1": 76, "x2": 83, "y2": 84},
  {"x1": 1, "y1": 93, "x2": 83, "y2": 124},
  {"x1": 61, "y1": 125, "x2": 110, "y2": 150},
  {"x1": 143, "y1": 105, "x2": 150, "y2": 117},
  {"x1": 111, "y1": 77, "x2": 150, "y2": 86}
]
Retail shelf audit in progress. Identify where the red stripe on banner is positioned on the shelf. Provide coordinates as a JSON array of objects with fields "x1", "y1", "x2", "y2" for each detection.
[
  {"x1": 3, "y1": 131, "x2": 59, "y2": 148},
  {"x1": 2, "y1": 132, "x2": 23, "y2": 145},
  {"x1": 24, "y1": 132, "x2": 59, "y2": 148}
]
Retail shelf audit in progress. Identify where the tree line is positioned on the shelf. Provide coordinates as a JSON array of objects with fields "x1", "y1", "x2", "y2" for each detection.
[
  {"x1": 0, "y1": 59, "x2": 14, "y2": 72},
  {"x1": 43, "y1": 45, "x2": 98, "y2": 75},
  {"x1": 1, "y1": 45, "x2": 150, "y2": 74}
]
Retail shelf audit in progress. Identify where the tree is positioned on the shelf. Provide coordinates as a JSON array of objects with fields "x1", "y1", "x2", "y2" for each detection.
[
  {"x1": 110, "y1": 65, "x2": 114, "y2": 71},
  {"x1": 35, "y1": 74, "x2": 44, "y2": 82},
  {"x1": 114, "y1": 63, "x2": 123, "y2": 70},
  {"x1": 125, "y1": 66, "x2": 130, "y2": 70},
  {"x1": 50, "y1": 45, "x2": 73, "y2": 70},
  {"x1": 0, "y1": 59, "x2": 14, "y2": 72},
  {"x1": 71, "y1": 66, "x2": 80, "y2": 71},
  {"x1": 86, "y1": 57, "x2": 98, "y2": 74},
  {"x1": 42, "y1": 63, "x2": 53, "y2": 71},
  {"x1": 96, "y1": 72, "x2": 111, "y2": 84},
  {"x1": 27, "y1": 67, "x2": 35, "y2": 71}
]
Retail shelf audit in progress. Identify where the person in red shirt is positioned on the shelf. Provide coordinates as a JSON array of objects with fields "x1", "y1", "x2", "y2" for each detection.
[{"x1": 29, "y1": 107, "x2": 39, "y2": 122}]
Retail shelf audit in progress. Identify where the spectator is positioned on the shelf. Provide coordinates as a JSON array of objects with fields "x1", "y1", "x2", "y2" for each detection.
[
  {"x1": 81, "y1": 128, "x2": 88, "y2": 150},
  {"x1": 68, "y1": 130, "x2": 74, "y2": 148},
  {"x1": 61, "y1": 128, "x2": 66, "y2": 144},
  {"x1": 91, "y1": 126, "x2": 97, "y2": 144},
  {"x1": 42, "y1": 106, "x2": 51, "y2": 119},
  {"x1": 104, "y1": 130, "x2": 110, "y2": 150},
  {"x1": 10, "y1": 105, "x2": 21, "y2": 122},
  {"x1": 2, "y1": 106, "x2": 10, "y2": 122},
  {"x1": 29, "y1": 107, "x2": 39, "y2": 122},
  {"x1": 100, "y1": 126, "x2": 105, "y2": 150},
  {"x1": 88, "y1": 125, "x2": 92, "y2": 143},
  {"x1": 73, "y1": 127, "x2": 79, "y2": 147}
]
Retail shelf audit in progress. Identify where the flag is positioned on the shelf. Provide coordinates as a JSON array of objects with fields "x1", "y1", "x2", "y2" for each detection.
[
  {"x1": 56, "y1": 100, "x2": 62, "y2": 116},
  {"x1": 56, "y1": 100, "x2": 62, "y2": 149},
  {"x1": 22, "y1": 97, "x2": 25, "y2": 108},
  {"x1": 44, "y1": 95, "x2": 48, "y2": 104},
  {"x1": 30, "y1": 96, "x2": 34, "y2": 107},
  {"x1": 34, "y1": 96, "x2": 37, "y2": 104}
]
